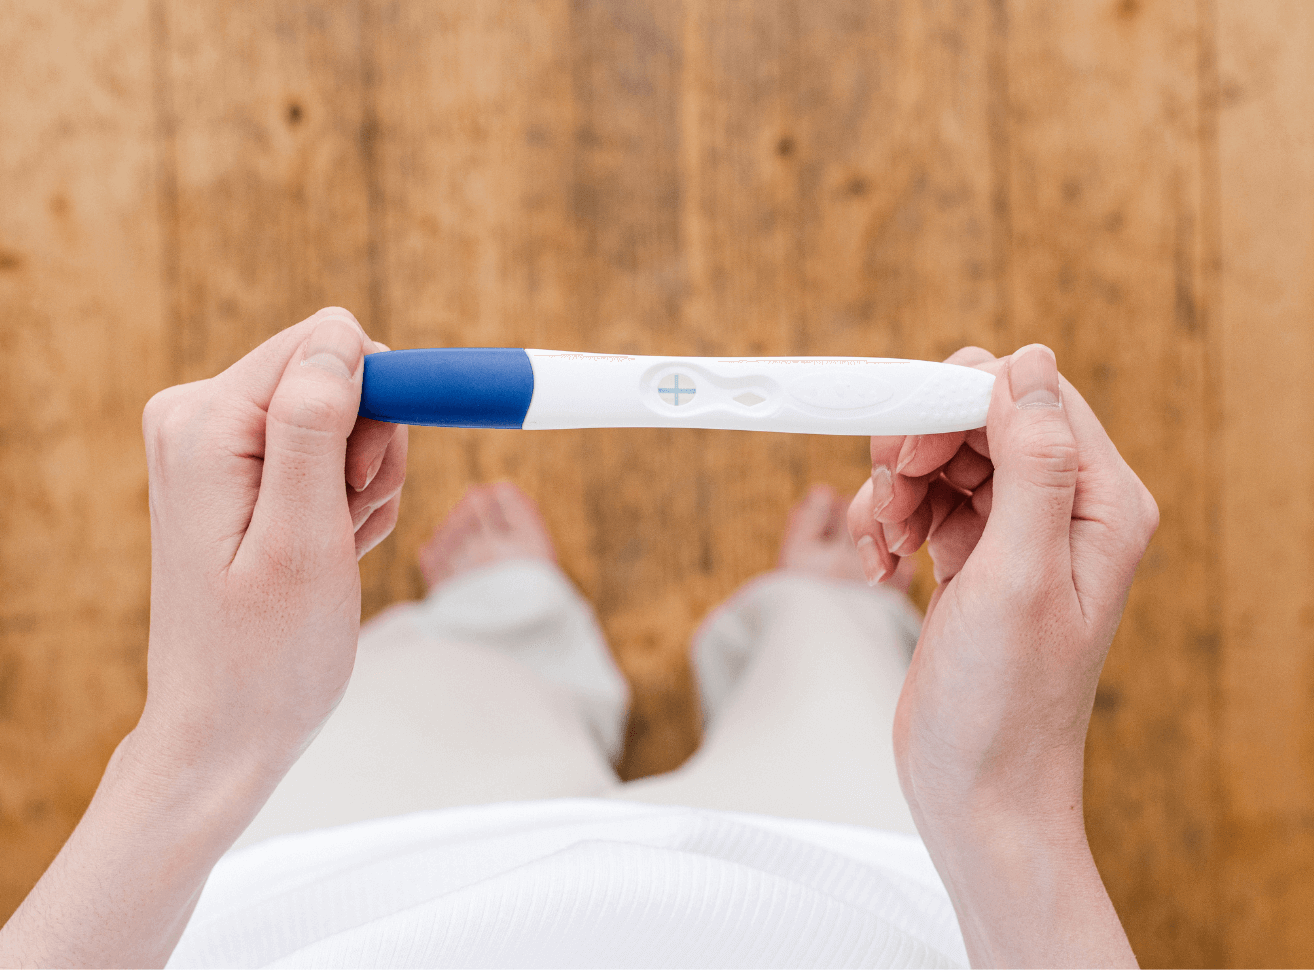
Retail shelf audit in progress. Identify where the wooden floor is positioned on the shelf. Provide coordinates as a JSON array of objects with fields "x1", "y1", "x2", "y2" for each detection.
[{"x1": 2, "y1": 1, "x2": 1313, "y2": 964}]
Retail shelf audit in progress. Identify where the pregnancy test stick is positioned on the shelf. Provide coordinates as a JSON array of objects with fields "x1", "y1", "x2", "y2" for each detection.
[{"x1": 358, "y1": 349, "x2": 995, "y2": 436}]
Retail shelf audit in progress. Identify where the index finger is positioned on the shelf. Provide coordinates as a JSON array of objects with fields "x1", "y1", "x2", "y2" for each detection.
[
  {"x1": 345, "y1": 341, "x2": 402, "y2": 491},
  {"x1": 874, "y1": 345, "x2": 999, "y2": 477},
  {"x1": 865, "y1": 346, "x2": 1000, "y2": 521}
]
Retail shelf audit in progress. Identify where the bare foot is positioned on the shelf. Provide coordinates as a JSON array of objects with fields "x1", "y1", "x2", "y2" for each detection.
[
  {"x1": 779, "y1": 484, "x2": 914, "y2": 593},
  {"x1": 418, "y1": 482, "x2": 557, "y2": 592}
]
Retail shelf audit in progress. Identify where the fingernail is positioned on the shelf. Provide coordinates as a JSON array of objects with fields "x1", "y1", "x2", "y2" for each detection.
[
  {"x1": 856, "y1": 535, "x2": 888, "y2": 586},
  {"x1": 895, "y1": 436, "x2": 920, "y2": 474},
  {"x1": 870, "y1": 465, "x2": 894, "y2": 517},
  {"x1": 885, "y1": 520, "x2": 909, "y2": 556},
  {"x1": 352, "y1": 500, "x2": 377, "y2": 531},
  {"x1": 1009, "y1": 345, "x2": 1061, "y2": 409},
  {"x1": 362, "y1": 453, "x2": 383, "y2": 491},
  {"x1": 302, "y1": 317, "x2": 364, "y2": 379}
]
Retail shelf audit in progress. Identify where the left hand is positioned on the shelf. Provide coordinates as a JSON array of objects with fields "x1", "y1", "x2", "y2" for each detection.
[
  {"x1": 137, "y1": 306, "x2": 408, "y2": 775},
  {"x1": 0, "y1": 307, "x2": 408, "y2": 969}
]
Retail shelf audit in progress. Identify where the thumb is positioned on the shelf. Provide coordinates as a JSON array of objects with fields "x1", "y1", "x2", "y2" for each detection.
[
  {"x1": 243, "y1": 311, "x2": 368, "y2": 569},
  {"x1": 975, "y1": 344, "x2": 1079, "y2": 580}
]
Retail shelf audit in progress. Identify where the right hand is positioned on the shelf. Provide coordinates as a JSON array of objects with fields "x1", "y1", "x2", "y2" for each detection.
[
  {"x1": 848, "y1": 345, "x2": 1153, "y2": 966},
  {"x1": 848, "y1": 344, "x2": 1158, "y2": 823}
]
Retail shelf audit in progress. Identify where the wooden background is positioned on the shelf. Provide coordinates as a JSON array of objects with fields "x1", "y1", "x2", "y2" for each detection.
[{"x1": 1, "y1": 0, "x2": 1312, "y2": 965}]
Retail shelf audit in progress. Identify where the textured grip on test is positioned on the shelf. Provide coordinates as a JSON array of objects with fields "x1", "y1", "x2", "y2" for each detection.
[
  {"x1": 359, "y1": 348, "x2": 535, "y2": 428},
  {"x1": 905, "y1": 365, "x2": 994, "y2": 431}
]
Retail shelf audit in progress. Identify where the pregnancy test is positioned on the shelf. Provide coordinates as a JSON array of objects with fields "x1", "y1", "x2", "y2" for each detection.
[{"x1": 358, "y1": 349, "x2": 995, "y2": 436}]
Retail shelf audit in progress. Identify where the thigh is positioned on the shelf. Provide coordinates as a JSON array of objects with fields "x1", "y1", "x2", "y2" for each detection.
[
  {"x1": 236, "y1": 608, "x2": 618, "y2": 849},
  {"x1": 612, "y1": 576, "x2": 918, "y2": 834}
]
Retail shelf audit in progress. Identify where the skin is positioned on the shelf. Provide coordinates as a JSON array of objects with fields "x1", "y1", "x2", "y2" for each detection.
[
  {"x1": 777, "y1": 482, "x2": 915, "y2": 590},
  {"x1": 848, "y1": 344, "x2": 1155, "y2": 968},
  {"x1": 420, "y1": 480, "x2": 898, "y2": 593},
  {"x1": 0, "y1": 307, "x2": 407, "y2": 967},
  {"x1": 417, "y1": 482, "x2": 558, "y2": 590},
  {"x1": 0, "y1": 322, "x2": 1150, "y2": 969}
]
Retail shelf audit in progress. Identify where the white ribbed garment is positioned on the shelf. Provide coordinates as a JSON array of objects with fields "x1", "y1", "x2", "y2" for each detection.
[
  {"x1": 170, "y1": 800, "x2": 967, "y2": 969},
  {"x1": 189, "y1": 561, "x2": 963, "y2": 967}
]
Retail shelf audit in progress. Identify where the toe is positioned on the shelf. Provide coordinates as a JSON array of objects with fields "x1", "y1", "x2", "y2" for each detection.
[
  {"x1": 822, "y1": 489, "x2": 848, "y2": 541},
  {"x1": 421, "y1": 491, "x2": 473, "y2": 560},
  {"x1": 493, "y1": 482, "x2": 558, "y2": 562},
  {"x1": 418, "y1": 489, "x2": 482, "y2": 589},
  {"x1": 467, "y1": 485, "x2": 507, "y2": 533},
  {"x1": 788, "y1": 484, "x2": 837, "y2": 541},
  {"x1": 491, "y1": 481, "x2": 536, "y2": 522}
]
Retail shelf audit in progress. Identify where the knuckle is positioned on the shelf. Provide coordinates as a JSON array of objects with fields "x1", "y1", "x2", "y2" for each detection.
[
  {"x1": 1015, "y1": 425, "x2": 1079, "y2": 490},
  {"x1": 996, "y1": 560, "x2": 1070, "y2": 617},
  {"x1": 317, "y1": 305, "x2": 359, "y2": 327},
  {"x1": 282, "y1": 390, "x2": 346, "y2": 429},
  {"x1": 142, "y1": 385, "x2": 201, "y2": 468},
  {"x1": 1137, "y1": 486, "x2": 1160, "y2": 547},
  {"x1": 1110, "y1": 460, "x2": 1160, "y2": 553},
  {"x1": 143, "y1": 386, "x2": 183, "y2": 436},
  {"x1": 264, "y1": 545, "x2": 315, "y2": 587},
  {"x1": 141, "y1": 390, "x2": 170, "y2": 434},
  {"x1": 268, "y1": 388, "x2": 352, "y2": 452}
]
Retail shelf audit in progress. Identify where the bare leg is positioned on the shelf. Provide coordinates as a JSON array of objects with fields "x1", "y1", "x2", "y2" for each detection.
[
  {"x1": 611, "y1": 485, "x2": 921, "y2": 834},
  {"x1": 236, "y1": 484, "x2": 626, "y2": 849}
]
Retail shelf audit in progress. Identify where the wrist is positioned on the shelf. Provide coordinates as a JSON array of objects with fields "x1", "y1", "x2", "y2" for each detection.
[
  {"x1": 913, "y1": 780, "x2": 1094, "y2": 907},
  {"x1": 898, "y1": 732, "x2": 1089, "y2": 840},
  {"x1": 917, "y1": 789, "x2": 1093, "y2": 878},
  {"x1": 0, "y1": 723, "x2": 284, "y2": 967},
  {"x1": 109, "y1": 716, "x2": 285, "y2": 850},
  {"x1": 914, "y1": 792, "x2": 1134, "y2": 968}
]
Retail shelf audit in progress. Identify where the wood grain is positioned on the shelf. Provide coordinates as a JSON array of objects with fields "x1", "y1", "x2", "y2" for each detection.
[
  {"x1": 1000, "y1": 2, "x2": 1223, "y2": 964},
  {"x1": 157, "y1": 1, "x2": 378, "y2": 380},
  {"x1": 0, "y1": 0, "x2": 168, "y2": 917},
  {"x1": 3, "y1": 2, "x2": 1314, "y2": 964},
  {"x1": 1214, "y1": 1, "x2": 1314, "y2": 963}
]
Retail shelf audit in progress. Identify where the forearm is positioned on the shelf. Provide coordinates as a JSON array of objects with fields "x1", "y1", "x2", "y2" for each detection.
[
  {"x1": 920, "y1": 802, "x2": 1136, "y2": 969},
  {"x1": 0, "y1": 726, "x2": 275, "y2": 968}
]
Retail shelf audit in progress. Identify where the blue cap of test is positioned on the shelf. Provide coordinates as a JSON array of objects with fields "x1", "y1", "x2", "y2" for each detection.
[{"x1": 359, "y1": 347, "x2": 535, "y2": 428}]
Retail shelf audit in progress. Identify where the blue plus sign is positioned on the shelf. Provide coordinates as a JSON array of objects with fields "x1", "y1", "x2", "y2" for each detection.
[{"x1": 658, "y1": 373, "x2": 697, "y2": 406}]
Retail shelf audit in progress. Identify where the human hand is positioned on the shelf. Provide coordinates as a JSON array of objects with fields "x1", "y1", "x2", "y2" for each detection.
[
  {"x1": 0, "y1": 308, "x2": 409, "y2": 968},
  {"x1": 848, "y1": 345, "x2": 1154, "y2": 967},
  {"x1": 137, "y1": 307, "x2": 408, "y2": 779}
]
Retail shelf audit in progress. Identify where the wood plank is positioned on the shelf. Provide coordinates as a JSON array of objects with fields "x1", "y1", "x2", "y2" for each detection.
[
  {"x1": 158, "y1": 1, "x2": 378, "y2": 375},
  {"x1": 675, "y1": 0, "x2": 809, "y2": 649},
  {"x1": 562, "y1": 0, "x2": 704, "y2": 775},
  {"x1": 367, "y1": 0, "x2": 708, "y2": 777},
  {"x1": 999, "y1": 1, "x2": 1221, "y2": 965},
  {"x1": 790, "y1": 0, "x2": 1001, "y2": 613},
  {"x1": 359, "y1": 0, "x2": 596, "y2": 646},
  {"x1": 0, "y1": 0, "x2": 167, "y2": 919},
  {"x1": 1214, "y1": 1, "x2": 1314, "y2": 964},
  {"x1": 156, "y1": 0, "x2": 388, "y2": 593},
  {"x1": 794, "y1": 0, "x2": 1003, "y2": 361}
]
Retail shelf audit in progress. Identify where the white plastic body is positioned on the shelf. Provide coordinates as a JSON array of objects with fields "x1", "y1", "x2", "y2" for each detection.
[{"x1": 521, "y1": 351, "x2": 995, "y2": 435}]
